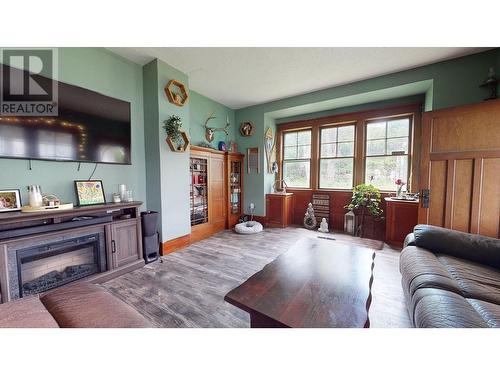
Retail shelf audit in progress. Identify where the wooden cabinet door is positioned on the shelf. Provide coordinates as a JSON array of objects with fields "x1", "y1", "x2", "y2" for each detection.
[
  {"x1": 111, "y1": 220, "x2": 141, "y2": 269},
  {"x1": 385, "y1": 200, "x2": 419, "y2": 247},
  {"x1": 419, "y1": 100, "x2": 500, "y2": 238},
  {"x1": 209, "y1": 153, "x2": 226, "y2": 231},
  {"x1": 266, "y1": 194, "x2": 293, "y2": 228}
]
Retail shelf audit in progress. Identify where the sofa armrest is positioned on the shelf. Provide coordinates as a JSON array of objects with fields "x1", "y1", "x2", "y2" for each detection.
[
  {"x1": 403, "y1": 233, "x2": 416, "y2": 247},
  {"x1": 413, "y1": 225, "x2": 500, "y2": 269}
]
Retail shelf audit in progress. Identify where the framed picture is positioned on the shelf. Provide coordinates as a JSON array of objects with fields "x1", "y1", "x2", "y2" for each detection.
[
  {"x1": 229, "y1": 141, "x2": 238, "y2": 152},
  {"x1": 74, "y1": 180, "x2": 106, "y2": 206},
  {"x1": 0, "y1": 189, "x2": 22, "y2": 212},
  {"x1": 247, "y1": 147, "x2": 260, "y2": 174}
]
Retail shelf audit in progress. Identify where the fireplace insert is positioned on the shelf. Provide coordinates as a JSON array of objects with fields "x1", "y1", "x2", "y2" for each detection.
[{"x1": 16, "y1": 233, "x2": 106, "y2": 297}]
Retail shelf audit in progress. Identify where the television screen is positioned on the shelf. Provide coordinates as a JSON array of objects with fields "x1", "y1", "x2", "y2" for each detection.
[{"x1": 0, "y1": 64, "x2": 131, "y2": 164}]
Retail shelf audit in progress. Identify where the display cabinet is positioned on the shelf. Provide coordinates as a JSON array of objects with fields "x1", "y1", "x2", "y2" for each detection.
[
  {"x1": 190, "y1": 155, "x2": 209, "y2": 226},
  {"x1": 226, "y1": 153, "x2": 244, "y2": 228}
]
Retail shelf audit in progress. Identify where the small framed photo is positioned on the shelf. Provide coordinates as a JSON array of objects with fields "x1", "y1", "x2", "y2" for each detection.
[
  {"x1": 74, "y1": 180, "x2": 106, "y2": 206},
  {"x1": 228, "y1": 141, "x2": 238, "y2": 152},
  {"x1": 0, "y1": 189, "x2": 22, "y2": 212}
]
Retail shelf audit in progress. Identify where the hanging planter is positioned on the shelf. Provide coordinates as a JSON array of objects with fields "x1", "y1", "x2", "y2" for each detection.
[{"x1": 163, "y1": 115, "x2": 190, "y2": 152}]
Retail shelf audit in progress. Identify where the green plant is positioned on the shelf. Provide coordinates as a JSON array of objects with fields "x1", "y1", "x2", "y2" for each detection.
[
  {"x1": 163, "y1": 115, "x2": 183, "y2": 143},
  {"x1": 345, "y1": 184, "x2": 383, "y2": 237},
  {"x1": 345, "y1": 184, "x2": 383, "y2": 216}
]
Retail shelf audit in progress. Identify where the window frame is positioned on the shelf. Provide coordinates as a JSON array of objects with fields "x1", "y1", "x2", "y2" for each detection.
[
  {"x1": 363, "y1": 114, "x2": 413, "y2": 192},
  {"x1": 281, "y1": 127, "x2": 313, "y2": 189},
  {"x1": 276, "y1": 103, "x2": 421, "y2": 193},
  {"x1": 318, "y1": 122, "x2": 356, "y2": 190}
]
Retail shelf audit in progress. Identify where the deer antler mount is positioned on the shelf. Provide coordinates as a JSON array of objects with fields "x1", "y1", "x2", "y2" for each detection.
[{"x1": 204, "y1": 112, "x2": 230, "y2": 142}]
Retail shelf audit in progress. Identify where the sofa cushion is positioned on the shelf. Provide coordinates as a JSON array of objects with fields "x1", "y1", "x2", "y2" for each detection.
[
  {"x1": 40, "y1": 282, "x2": 152, "y2": 328},
  {"x1": 438, "y1": 255, "x2": 500, "y2": 305},
  {"x1": 0, "y1": 295, "x2": 59, "y2": 328},
  {"x1": 412, "y1": 288, "x2": 488, "y2": 328},
  {"x1": 467, "y1": 299, "x2": 500, "y2": 328},
  {"x1": 413, "y1": 225, "x2": 500, "y2": 269},
  {"x1": 400, "y1": 246, "x2": 462, "y2": 297}
]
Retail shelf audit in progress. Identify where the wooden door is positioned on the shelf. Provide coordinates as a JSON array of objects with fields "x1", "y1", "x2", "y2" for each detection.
[
  {"x1": 209, "y1": 153, "x2": 226, "y2": 232},
  {"x1": 419, "y1": 100, "x2": 500, "y2": 238},
  {"x1": 111, "y1": 219, "x2": 141, "y2": 269}
]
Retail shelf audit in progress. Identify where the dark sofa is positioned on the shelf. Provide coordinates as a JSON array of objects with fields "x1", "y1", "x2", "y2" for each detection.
[{"x1": 400, "y1": 224, "x2": 500, "y2": 328}]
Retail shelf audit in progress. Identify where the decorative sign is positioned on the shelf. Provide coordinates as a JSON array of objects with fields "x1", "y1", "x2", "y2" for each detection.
[
  {"x1": 264, "y1": 127, "x2": 276, "y2": 174},
  {"x1": 312, "y1": 193, "x2": 330, "y2": 228}
]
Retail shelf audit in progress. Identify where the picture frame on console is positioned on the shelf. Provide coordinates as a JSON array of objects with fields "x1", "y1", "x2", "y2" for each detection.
[
  {"x1": 74, "y1": 180, "x2": 106, "y2": 206},
  {"x1": 0, "y1": 189, "x2": 22, "y2": 212}
]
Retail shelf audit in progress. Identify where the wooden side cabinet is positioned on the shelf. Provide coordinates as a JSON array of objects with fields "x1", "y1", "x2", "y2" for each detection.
[
  {"x1": 266, "y1": 193, "x2": 294, "y2": 228},
  {"x1": 108, "y1": 219, "x2": 143, "y2": 269},
  {"x1": 385, "y1": 198, "x2": 419, "y2": 248}
]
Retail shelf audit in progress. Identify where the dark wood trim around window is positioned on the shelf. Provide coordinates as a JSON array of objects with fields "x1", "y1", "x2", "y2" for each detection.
[{"x1": 276, "y1": 103, "x2": 423, "y2": 192}]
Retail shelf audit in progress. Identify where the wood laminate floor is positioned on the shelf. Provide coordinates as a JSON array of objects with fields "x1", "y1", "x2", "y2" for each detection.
[{"x1": 102, "y1": 227, "x2": 412, "y2": 328}]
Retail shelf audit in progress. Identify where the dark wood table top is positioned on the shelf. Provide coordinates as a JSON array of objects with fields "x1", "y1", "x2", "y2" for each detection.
[{"x1": 224, "y1": 237, "x2": 376, "y2": 328}]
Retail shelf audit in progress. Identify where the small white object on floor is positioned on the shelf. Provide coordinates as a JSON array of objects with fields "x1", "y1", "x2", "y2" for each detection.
[
  {"x1": 318, "y1": 218, "x2": 329, "y2": 233},
  {"x1": 235, "y1": 220, "x2": 263, "y2": 234}
]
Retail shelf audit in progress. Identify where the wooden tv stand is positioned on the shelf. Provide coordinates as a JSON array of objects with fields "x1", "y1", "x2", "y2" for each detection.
[{"x1": 0, "y1": 202, "x2": 145, "y2": 303}]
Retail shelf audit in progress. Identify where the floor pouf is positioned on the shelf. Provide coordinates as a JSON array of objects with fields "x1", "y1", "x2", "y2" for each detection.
[{"x1": 234, "y1": 221, "x2": 263, "y2": 234}]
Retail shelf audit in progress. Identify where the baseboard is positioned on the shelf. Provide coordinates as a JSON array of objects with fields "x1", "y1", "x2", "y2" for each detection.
[{"x1": 161, "y1": 234, "x2": 190, "y2": 255}]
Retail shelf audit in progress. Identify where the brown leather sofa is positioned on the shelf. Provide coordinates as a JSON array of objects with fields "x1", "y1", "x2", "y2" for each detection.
[
  {"x1": 400, "y1": 224, "x2": 500, "y2": 328},
  {"x1": 0, "y1": 282, "x2": 153, "y2": 328}
]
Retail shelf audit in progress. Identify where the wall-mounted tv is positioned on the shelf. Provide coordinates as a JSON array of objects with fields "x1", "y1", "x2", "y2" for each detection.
[{"x1": 0, "y1": 64, "x2": 131, "y2": 164}]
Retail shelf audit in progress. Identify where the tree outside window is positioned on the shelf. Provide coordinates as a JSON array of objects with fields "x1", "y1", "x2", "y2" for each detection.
[{"x1": 282, "y1": 130, "x2": 311, "y2": 188}]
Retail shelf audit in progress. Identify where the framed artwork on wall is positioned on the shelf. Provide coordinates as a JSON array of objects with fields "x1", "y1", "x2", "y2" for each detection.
[
  {"x1": 74, "y1": 180, "x2": 106, "y2": 206},
  {"x1": 247, "y1": 147, "x2": 260, "y2": 174},
  {"x1": 0, "y1": 189, "x2": 22, "y2": 212},
  {"x1": 240, "y1": 121, "x2": 255, "y2": 137}
]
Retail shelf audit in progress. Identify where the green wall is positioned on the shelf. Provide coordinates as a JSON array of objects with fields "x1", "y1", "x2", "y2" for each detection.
[
  {"x1": 275, "y1": 95, "x2": 425, "y2": 125},
  {"x1": 143, "y1": 59, "x2": 192, "y2": 240},
  {"x1": 0, "y1": 48, "x2": 146, "y2": 207},
  {"x1": 143, "y1": 60, "x2": 162, "y2": 229},
  {"x1": 235, "y1": 49, "x2": 499, "y2": 216}
]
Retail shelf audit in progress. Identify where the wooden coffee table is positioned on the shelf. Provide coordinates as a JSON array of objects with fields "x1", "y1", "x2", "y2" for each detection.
[{"x1": 224, "y1": 237, "x2": 376, "y2": 328}]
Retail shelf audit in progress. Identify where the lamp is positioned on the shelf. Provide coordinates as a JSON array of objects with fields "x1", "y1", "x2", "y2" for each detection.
[{"x1": 344, "y1": 210, "x2": 356, "y2": 235}]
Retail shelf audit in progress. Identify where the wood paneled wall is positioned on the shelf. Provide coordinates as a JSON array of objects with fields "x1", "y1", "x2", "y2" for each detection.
[{"x1": 419, "y1": 99, "x2": 500, "y2": 238}]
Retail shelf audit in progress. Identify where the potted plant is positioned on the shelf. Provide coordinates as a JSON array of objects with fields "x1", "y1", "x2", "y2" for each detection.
[
  {"x1": 345, "y1": 183, "x2": 383, "y2": 238},
  {"x1": 163, "y1": 115, "x2": 190, "y2": 152}
]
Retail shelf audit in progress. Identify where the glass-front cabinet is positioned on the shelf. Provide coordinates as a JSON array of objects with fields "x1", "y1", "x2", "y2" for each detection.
[
  {"x1": 190, "y1": 156, "x2": 209, "y2": 226},
  {"x1": 227, "y1": 153, "x2": 244, "y2": 227},
  {"x1": 189, "y1": 146, "x2": 244, "y2": 239}
]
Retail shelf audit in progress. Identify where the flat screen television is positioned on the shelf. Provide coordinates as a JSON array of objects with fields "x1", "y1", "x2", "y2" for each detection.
[{"x1": 0, "y1": 64, "x2": 131, "y2": 164}]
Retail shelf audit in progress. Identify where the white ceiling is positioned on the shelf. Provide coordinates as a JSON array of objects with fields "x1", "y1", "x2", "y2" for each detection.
[{"x1": 108, "y1": 47, "x2": 489, "y2": 109}]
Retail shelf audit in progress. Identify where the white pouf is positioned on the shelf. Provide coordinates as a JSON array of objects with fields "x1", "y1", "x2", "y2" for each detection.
[{"x1": 234, "y1": 221, "x2": 263, "y2": 234}]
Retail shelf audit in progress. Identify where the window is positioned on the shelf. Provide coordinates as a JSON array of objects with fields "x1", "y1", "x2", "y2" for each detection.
[
  {"x1": 278, "y1": 105, "x2": 418, "y2": 192},
  {"x1": 365, "y1": 117, "x2": 410, "y2": 190},
  {"x1": 319, "y1": 124, "x2": 355, "y2": 189},
  {"x1": 282, "y1": 129, "x2": 311, "y2": 188}
]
